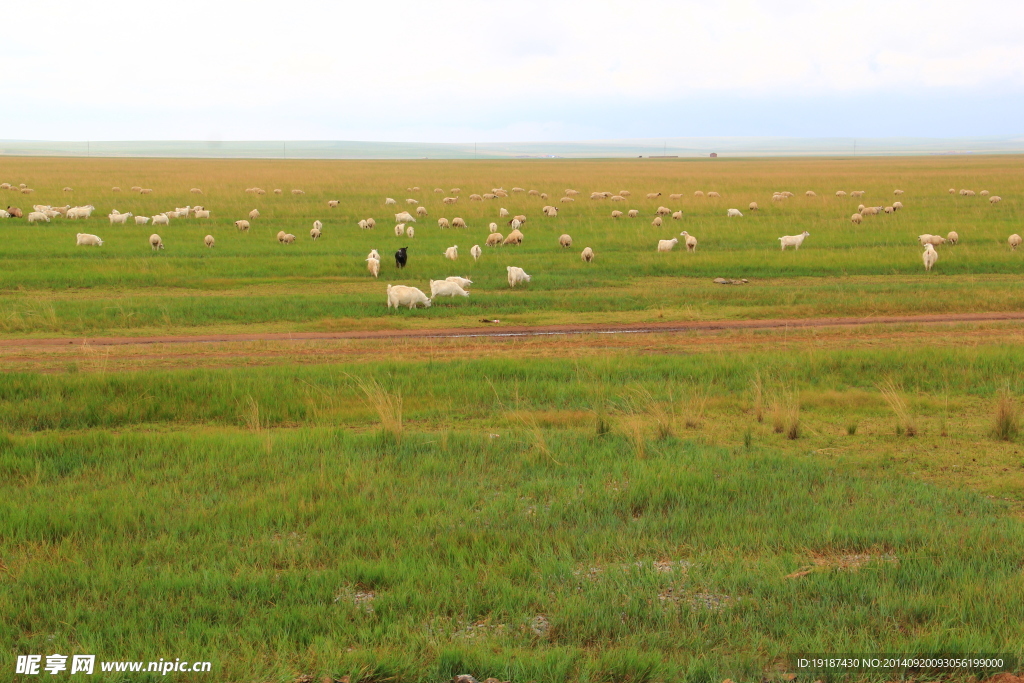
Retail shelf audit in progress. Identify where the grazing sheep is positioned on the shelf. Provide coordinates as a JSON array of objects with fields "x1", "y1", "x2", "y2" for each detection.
[
  {"x1": 528, "y1": 189, "x2": 540, "y2": 196},
  {"x1": 990, "y1": 196, "x2": 1002, "y2": 204},
  {"x1": 512, "y1": 187, "x2": 525, "y2": 194},
  {"x1": 503, "y1": 229, "x2": 524, "y2": 246},
  {"x1": 204, "y1": 235, "x2": 215, "y2": 248},
  {"x1": 135, "y1": 216, "x2": 150, "y2": 225},
  {"x1": 627, "y1": 209, "x2": 639, "y2": 218},
  {"x1": 861, "y1": 206, "x2": 879, "y2": 216},
  {"x1": 395, "y1": 246, "x2": 408, "y2": 268},
  {"x1": 274, "y1": 189, "x2": 282, "y2": 194},
  {"x1": 386, "y1": 284, "x2": 431, "y2": 309},
  {"x1": 407, "y1": 226, "x2": 415, "y2": 238},
  {"x1": 746, "y1": 202, "x2": 758, "y2": 211},
  {"x1": 850, "y1": 191, "x2": 864, "y2": 198},
  {"x1": 444, "y1": 275, "x2": 472, "y2": 288},
  {"x1": 470, "y1": 244, "x2": 482, "y2": 261},
  {"x1": 668, "y1": 211, "x2": 681, "y2": 220},
  {"x1": 581, "y1": 246, "x2": 595, "y2": 263},
  {"x1": 679, "y1": 231, "x2": 697, "y2": 251},
  {"x1": 112, "y1": 187, "x2": 121, "y2": 192},
  {"x1": 884, "y1": 206, "x2": 895, "y2": 214},
  {"x1": 486, "y1": 233, "x2": 503, "y2": 246},
  {"x1": 311, "y1": 219, "x2": 322, "y2": 231},
  {"x1": 561, "y1": 196, "x2": 575, "y2": 203},
  {"x1": 444, "y1": 245, "x2": 459, "y2": 261},
  {"x1": 152, "y1": 214, "x2": 170, "y2": 226},
  {"x1": 149, "y1": 234, "x2": 164, "y2": 250},
  {"x1": 669, "y1": 193, "x2": 683, "y2": 201},
  {"x1": 947, "y1": 231, "x2": 959, "y2": 245},
  {"x1": 512, "y1": 214, "x2": 527, "y2": 224},
  {"x1": 611, "y1": 210, "x2": 624, "y2": 218},
  {"x1": 131, "y1": 186, "x2": 142, "y2": 192},
  {"x1": 140, "y1": 189, "x2": 153, "y2": 195},
  {"x1": 385, "y1": 198, "x2": 397, "y2": 206},
  {"x1": 646, "y1": 192, "x2": 662, "y2": 199},
  {"x1": 835, "y1": 191, "x2": 847, "y2": 198},
  {"x1": 176, "y1": 206, "x2": 191, "y2": 216},
  {"x1": 657, "y1": 238, "x2": 678, "y2": 252},
  {"x1": 894, "y1": 189, "x2": 905, "y2": 195},
  {"x1": 559, "y1": 234, "x2": 573, "y2": 248},
  {"x1": 279, "y1": 232, "x2": 296, "y2": 244},
  {"x1": 918, "y1": 234, "x2": 946, "y2": 247},
  {"x1": 368, "y1": 249, "x2": 380, "y2": 260},
  {"x1": 565, "y1": 189, "x2": 580, "y2": 196},
  {"x1": 452, "y1": 217, "x2": 467, "y2": 229},
  {"x1": 429, "y1": 279, "x2": 469, "y2": 300},
  {"x1": 434, "y1": 188, "x2": 444, "y2": 194},
  {"x1": 469, "y1": 194, "x2": 483, "y2": 201},
  {"x1": 772, "y1": 194, "x2": 784, "y2": 203},
  {"x1": 489, "y1": 222, "x2": 498, "y2": 232},
  {"x1": 805, "y1": 190, "x2": 816, "y2": 197},
  {"x1": 540, "y1": 193, "x2": 549, "y2": 199},
  {"x1": 1010, "y1": 234, "x2": 1022, "y2": 250},
  {"x1": 499, "y1": 208, "x2": 509, "y2": 218},
  {"x1": 328, "y1": 200, "x2": 339, "y2": 208},
  {"x1": 62, "y1": 187, "x2": 73, "y2": 193},
  {"x1": 311, "y1": 227, "x2": 321, "y2": 240},
  {"x1": 707, "y1": 191, "x2": 721, "y2": 198},
  {"x1": 76, "y1": 233, "x2": 103, "y2": 246},
  {"x1": 190, "y1": 188, "x2": 203, "y2": 195},
  {"x1": 693, "y1": 191, "x2": 705, "y2": 198},
  {"x1": 922, "y1": 243, "x2": 938, "y2": 271},
  {"x1": 438, "y1": 217, "x2": 450, "y2": 229},
  {"x1": 979, "y1": 190, "x2": 990, "y2": 197},
  {"x1": 507, "y1": 266, "x2": 531, "y2": 288},
  {"x1": 108, "y1": 212, "x2": 133, "y2": 224},
  {"x1": 949, "y1": 188, "x2": 956, "y2": 194},
  {"x1": 656, "y1": 206, "x2": 671, "y2": 216},
  {"x1": 652, "y1": 216, "x2": 663, "y2": 227},
  {"x1": 27, "y1": 211, "x2": 50, "y2": 223},
  {"x1": 851, "y1": 213, "x2": 863, "y2": 224},
  {"x1": 482, "y1": 193, "x2": 498, "y2": 200},
  {"x1": 291, "y1": 189, "x2": 305, "y2": 195},
  {"x1": 395, "y1": 211, "x2": 416, "y2": 223},
  {"x1": 235, "y1": 220, "x2": 250, "y2": 231},
  {"x1": 366, "y1": 257, "x2": 380, "y2": 278},
  {"x1": 406, "y1": 198, "x2": 418, "y2": 205},
  {"x1": 416, "y1": 206, "x2": 428, "y2": 217},
  {"x1": 443, "y1": 197, "x2": 458, "y2": 205},
  {"x1": 727, "y1": 208, "x2": 743, "y2": 217},
  {"x1": 510, "y1": 219, "x2": 522, "y2": 231},
  {"x1": 544, "y1": 206, "x2": 558, "y2": 216},
  {"x1": 611, "y1": 195, "x2": 625, "y2": 201},
  {"x1": 366, "y1": 218, "x2": 376, "y2": 229},
  {"x1": 778, "y1": 231, "x2": 810, "y2": 250},
  {"x1": 194, "y1": 210, "x2": 211, "y2": 219}
]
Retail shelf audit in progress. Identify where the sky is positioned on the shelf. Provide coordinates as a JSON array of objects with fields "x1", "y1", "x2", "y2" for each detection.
[{"x1": 3, "y1": 0, "x2": 1023, "y2": 142}]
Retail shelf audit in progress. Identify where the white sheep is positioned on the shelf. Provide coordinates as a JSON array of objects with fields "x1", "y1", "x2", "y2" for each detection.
[
  {"x1": 656, "y1": 206, "x2": 671, "y2": 216},
  {"x1": 727, "y1": 208, "x2": 743, "y2": 217},
  {"x1": 395, "y1": 223, "x2": 406, "y2": 236},
  {"x1": 922, "y1": 243, "x2": 938, "y2": 271},
  {"x1": 486, "y1": 233, "x2": 503, "y2": 246},
  {"x1": 416, "y1": 206, "x2": 428, "y2": 217},
  {"x1": 509, "y1": 219, "x2": 522, "y2": 231},
  {"x1": 503, "y1": 229, "x2": 524, "y2": 246},
  {"x1": 628, "y1": 209, "x2": 639, "y2": 218},
  {"x1": 291, "y1": 189, "x2": 305, "y2": 195},
  {"x1": 190, "y1": 188, "x2": 203, "y2": 194},
  {"x1": 612, "y1": 210, "x2": 624, "y2": 218},
  {"x1": 672, "y1": 211, "x2": 683, "y2": 220},
  {"x1": 444, "y1": 245, "x2": 458, "y2": 261},
  {"x1": 507, "y1": 266, "x2": 531, "y2": 288},
  {"x1": 274, "y1": 189, "x2": 282, "y2": 195},
  {"x1": 405, "y1": 198, "x2": 418, "y2": 205},
  {"x1": 779, "y1": 231, "x2": 810, "y2": 250},
  {"x1": 581, "y1": 246, "x2": 595, "y2": 263},
  {"x1": 851, "y1": 213, "x2": 862, "y2": 224},
  {"x1": 204, "y1": 235, "x2": 215, "y2": 248},
  {"x1": 894, "y1": 189, "x2": 905, "y2": 195},
  {"x1": 893, "y1": 201, "x2": 904, "y2": 210},
  {"x1": 835, "y1": 191, "x2": 847, "y2": 198},
  {"x1": 470, "y1": 194, "x2": 483, "y2": 201},
  {"x1": 76, "y1": 233, "x2": 103, "y2": 246},
  {"x1": 140, "y1": 189, "x2": 153, "y2": 194},
  {"x1": 235, "y1": 220, "x2": 250, "y2": 231},
  {"x1": 149, "y1": 234, "x2": 164, "y2": 250},
  {"x1": 679, "y1": 231, "x2": 697, "y2": 252},
  {"x1": 368, "y1": 249, "x2": 380, "y2": 260},
  {"x1": 948, "y1": 188, "x2": 956, "y2": 194},
  {"x1": 452, "y1": 217, "x2": 467, "y2": 228},
  {"x1": 430, "y1": 279, "x2": 470, "y2": 300},
  {"x1": 443, "y1": 197, "x2": 458, "y2": 205},
  {"x1": 328, "y1": 200, "x2": 339, "y2": 208},
  {"x1": 499, "y1": 208, "x2": 509, "y2": 218},
  {"x1": 646, "y1": 192, "x2": 661, "y2": 199},
  {"x1": 470, "y1": 244, "x2": 482, "y2": 261},
  {"x1": 694, "y1": 191, "x2": 705, "y2": 198},
  {"x1": 707, "y1": 191, "x2": 721, "y2": 198},
  {"x1": 366, "y1": 218, "x2": 376, "y2": 229},
  {"x1": 135, "y1": 216, "x2": 150, "y2": 225},
  {"x1": 386, "y1": 284, "x2": 431, "y2": 309},
  {"x1": 980, "y1": 190, "x2": 990, "y2": 197},
  {"x1": 544, "y1": 206, "x2": 558, "y2": 216},
  {"x1": 194, "y1": 210, "x2": 210, "y2": 219},
  {"x1": 366, "y1": 257, "x2": 380, "y2": 278},
  {"x1": 152, "y1": 214, "x2": 170, "y2": 226},
  {"x1": 1009, "y1": 234, "x2": 1022, "y2": 250},
  {"x1": 918, "y1": 234, "x2": 945, "y2": 247},
  {"x1": 850, "y1": 191, "x2": 864, "y2": 198},
  {"x1": 407, "y1": 226, "x2": 415, "y2": 238},
  {"x1": 0, "y1": 210, "x2": 8, "y2": 218},
  {"x1": 27, "y1": 211, "x2": 50, "y2": 223},
  {"x1": 747, "y1": 202, "x2": 758, "y2": 211},
  {"x1": 446, "y1": 276, "x2": 473, "y2": 289},
  {"x1": 438, "y1": 217, "x2": 450, "y2": 229},
  {"x1": 489, "y1": 222, "x2": 498, "y2": 232},
  {"x1": 805, "y1": 190, "x2": 816, "y2": 197},
  {"x1": 312, "y1": 219, "x2": 322, "y2": 231},
  {"x1": 311, "y1": 227, "x2": 321, "y2": 240},
  {"x1": 947, "y1": 231, "x2": 959, "y2": 245},
  {"x1": 280, "y1": 233, "x2": 296, "y2": 244},
  {"x1": 652, "y1": 216, "x2": 663, "y2": 227},
  {"x1": 657, "y1": 238, "x2": 678, "y2": 252},
  {"x1": 669, "y1": 193, "x2": 683, "y2": 201},
  {"x1": 990, "y1": 196, "x2": 1002, "y2": 204},
  {"x1": 108, "y1": 212, "x2": 133, "y2": 224},
  {"x1": 559, "y1": 234, "x2": 572, "y2": 248},
  {"x1": 395, "y1": 211, "x2": 416, "y2": 223},
  {"x1": 561, "y1": 197, "x2": 575, "y2": 203},
  {"x1": 165, "y1": 212, "x2": 180, "y2": 219}
]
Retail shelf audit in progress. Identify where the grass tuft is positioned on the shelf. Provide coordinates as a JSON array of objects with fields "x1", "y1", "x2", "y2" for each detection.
[
  {"x1": 352, "y1": 375, "x2": 404, "y2": 443},
  {"x1": 879, "y1": 378, "x2": 916, "y2": 437},
  {"x1": 993, "y1": 390, "x2": 1019, "y2": 442}
]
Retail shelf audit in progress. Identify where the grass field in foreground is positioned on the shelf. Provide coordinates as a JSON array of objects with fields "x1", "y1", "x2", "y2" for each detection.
[
  {"x1": 4, "y1": 338, "x2": 1024, "y2": 682},
  {"x1": 0, "y1": 155, "x2": 1021, "y2": 336}
]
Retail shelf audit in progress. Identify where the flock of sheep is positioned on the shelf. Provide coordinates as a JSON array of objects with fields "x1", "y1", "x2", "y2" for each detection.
[{"x1": 1, "y1": 181, "x2": 1012, "y2": 309}]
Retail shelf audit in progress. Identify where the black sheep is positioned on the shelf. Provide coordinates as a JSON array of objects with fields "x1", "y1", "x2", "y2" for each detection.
[{"x1": 395, "y1": 247, "x2": 408, "y2": 268}]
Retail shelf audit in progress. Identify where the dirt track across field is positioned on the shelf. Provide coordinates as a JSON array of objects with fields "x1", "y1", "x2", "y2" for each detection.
[{"x1": 2, "y1": 311, "x2": 1023, "y2": 349}]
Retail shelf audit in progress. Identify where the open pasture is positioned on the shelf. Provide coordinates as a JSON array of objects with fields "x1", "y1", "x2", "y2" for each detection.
[{"x1": 0, "y1": 154, "x2": 1021, "y2": 337}]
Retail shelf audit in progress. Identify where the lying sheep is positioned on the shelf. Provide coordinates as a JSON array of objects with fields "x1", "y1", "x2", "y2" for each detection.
[
  {"x1": 922, "y1": 243, "x2": 938, "y2": 271},
  {"x1": 779, "y1": 231, "x2": 810, "y2": 250},
  {"x1": 429, "y1": 279, "x2": 469, "y2": 300},
  {"x1": 471, "y1": 244, "x2": 482, "y2": 261},
  {"x1": 611, "y1": 195, "x2": 625, "y2": 201},
  {"x1": 27, "y1": 211, "x2": 50, "y2": 223},
  {"x1": 249, "y1": 209, "x2": 259, "y2": 220},
  {"x1": 452, "y1": 217, "x2": 467, "y2": 228},
  {"x1": 395, "y1": 211, "x2": 416, "y2": 223},
  {"x1": 416, "y1": 206, "x2": 428, "y2": 217},
  {"x1": 805, "y1": 190, "x2": 816, "y2": 197},
  {"x1": 561, "y1": 196, "x2": 575, "y2": 203},
  {"x1": 131, "y1": 186, "x2": 142, "y2": 192},
  {"x1": 63, "y1": 187, "x2": 73, "y2": 193},
  {"x1": 503, "y1": 229, "x2": 524, "y2": 246},
  {"x1": 947, "y1": 231, "x2": 959, "y2": 245},
  {"x1": 727, "y1": 208, "x2": 743, "y2": 217},
  {"x1": 486, "y1": 233, "x2": 503, "y2": 246},
  {"x1": 694, "y1": 191, "x2": 705, "y2": 198},
  {"x1": 894, "y1": 189, "x2": 905, "y2": 195},
  {"x1": 507, "y1": 266, "x2": 531, "y2": 288},
  {"x1": 559, "y1": 234, "x2": 573, "y2": 248},
  {"x1": 851, "y1": 213, "x2": 862, "y2": 224},
  {"x1": 140, "y1": 189, "x2": 153, "y2": 194},
  {"x1": 235, "y1": 220, "x2": 250, "y2": 231},
  {"x1": 108, "y1": 212, "x2": 133, "y2": 224},
  {"x1": 619, "y1": 190, "x2": 631, "y2": 197},
  {"x1": 135, "y1": 216, "x2": 150, "y2": 225},
  {"x1": 76, "y1": 233, "x2": 103, "y2": 246},
  {"x1": 274, "y1": 189, "x2": 282, "y2": 194},
  {"x1": 149, "y1": 234, "x2": 164, "y2": 250},
  {"x1": 918, "y1": 234, "x2": 946, "y2": 247},
  {"x1": 679, "y1": 231, "x2": 697, "y2": 252},
  {"x1": 152, "y1": 214, "x2": 170, "y2": 226},
  {"x1": 444, "y1": 245, "x2": 459, "y2": 261},
  {"x1": 311, "y1": 227, "x2": 321, "y2": 240},
  {"x1": 291, "y1": 189, "x2": 305, "y2": 195},
  {"x1": 948, "y1": 188, "x2": 956, "y2": 194},
  {"x1": 190, "y1": 188, "x2": 203, "y2": 195},
  {"x1": 581, "y1": 246, "x2": 595, "y2": 263},
  {"x1": 386, "y1": 284, "x2": 431, "y2": 309},
  {"x1": 628, "y1": 209, "x2": 639, "y2": 218},
  {"x1": 657, "y1": 238, "x2": 678, "y2": 252},
  {"x1": 204, "y1": 235, "x2": 215, "y2": 248},
  {"x1": 112, "y1": 187, "x2": 121, "y2": 192},
  {"x1": 1010, "y1": 234, "x2": 1022, "y2": 250}
]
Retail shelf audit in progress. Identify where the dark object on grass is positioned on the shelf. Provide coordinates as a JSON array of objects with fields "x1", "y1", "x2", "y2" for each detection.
[{"x1": 395, "y1": 247, "x2": 408, "y2": 268}]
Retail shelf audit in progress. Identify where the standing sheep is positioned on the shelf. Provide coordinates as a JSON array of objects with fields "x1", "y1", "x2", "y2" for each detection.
[
  {"x1": 386, "y1": 284, "x2": 431, "y2": 309},
  {"x1": 438, "y1": 217, "x2": 450, "y2": 229},
  {"x1": 851, "y1": 213, "x2": 862, "y2": 224},
  {"x1": 707, "y1": 191, "x2": 721, "y2": 198},
  {"x1": 235, "y1": 220, "x2": 250, "y2": 231},
  {"x1": 1009, "y1": 234, "x2": 1022, "y2": 251},
  {"x1": 499, "y1": 208, "x2": 509, "y2": 218},
  {"x1": 581, "y1": 247, "x2": 595, "y2": 263},
  {"x1": 990, "y1": 196, "x2": 1002, "y2": 204},
  {"x1": 805, "y1": 190, "x2": 816, "y2": 197},
  {"x1": 627, "y1": 209, "x2": 639, "y2": 218},
  {"x1": 416, "y1": 206, "x2": 428, "y2": 217},
  {"x1": 672, "y1": 211, "x2": 683, "y2": 220},
  {"x1": 311, "y1": 227, "x2": 322, "y2": 240},
  {"x1": 894, "y1": 189, "x2": 905, "y2": 195},
  {"x1": 149, "y1": 234, "x2": 164, "y2": 251},
  {"x1": 893, "y1": 201, "x2": 903, "y2": 210},
  {"x1": 503, "y1": 229, "x2": 524, "y2": 246},
  {"x1": 646, "y1": 192, "x2": 661, "y2": 199},
  {"x1": 204, "y1": 235, "x2": 215, "y2": 248},
  {"x1": 611, "y1": 210, "x2": 624, "y2": 218},
  {"x1": 489, "y1": 222, "x2": 498, "y2": 232},
  {"x1": 407, "y1": 226, "x2": 415, "y2": 238},
  {"x1": 679, "y1": 231, "x2": 697, "y2": 252},
  {"x1": 727, "y1": 208, "x2": 743, "y2": 217},
  {"x1": 918, "y1": 234, "x2": 946, "y2": 247},
  {"x1": 922, "y1": 243, "x2": 938, "y2": 271},
  {"x1": 778, "y1": 231, "x2": 810, "y2": 250},
  {"x1": 328, "y1": 200, "x2": 339, "y2": 208},
  {"x1": 559, "y1": 234, "x2": 573, "y2": 248},
  {"x1": 429, "y1": 280, "x2": 470, "y2": 301},
  {"x1": 76, "y1": 233, "x2": 103, "y2": 246},
  {"x1": 444, "y1": 245, "x2": 459, "y2": 261},
  {"x1": 366, "y1": 257, "x2": 380, "y2": 278},
  {"x1": 749, "y1": 202, "x2": 759, "y2": 211},
  {"x1": 385, "y1": 198, "x2": 397, "y2": 206},
  {"x1": 152, "y1": 214, "x2": 169, "y2": 226},
  {"x1": 835, "y1": 191, "x2": 847, "y2": 198},
  {"x1": 452, "y1": 217, "x2": 467, "y2": 228},
  {"x1": 27, "y1": 212, "x2": 50, "y2": 223},
  {"x1": 947, "y1": 231, "x2": 959, "y2": 245},
  {"x1": 657, "y1": 238, "x2": 678, "y2": 252},
  {"x1": 652, "y1": 216, "x2": 663, "y2": 227},
  {"x1": 395, "y1": 223, "x2": 406, "y2": 236},
  {"x1": 507, "y1": 266, "x2": 531, "y2": 288},
  {"x1": 470, "y1": 244, "x2": 482, "y2": 261},
  {"x1": 486, "y1": 233, "x2": 503, "y2": 246}
]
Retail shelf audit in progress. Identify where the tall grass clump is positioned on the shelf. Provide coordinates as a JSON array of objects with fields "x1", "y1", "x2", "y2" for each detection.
[
  {"x1": 992, "y1": 389, "x2": 1019, "y2": 441},
  {"x1": 879, "y1": 378, "x2": 916, "y2": 437},
  {"x1": 682, "y1": 382, "x2": 710, "y2": 430},
  {"x1": 240, "y1": 394, "x2": 273, "y2": 455},
  {"x1": 353, "y1": 375, "x2": 404, "y2": 443},
  {"x1": 750, "y1": 369, "x2": 764, "y2": 423}
]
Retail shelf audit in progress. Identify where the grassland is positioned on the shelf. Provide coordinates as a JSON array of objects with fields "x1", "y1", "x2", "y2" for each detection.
[{"x1": 2, "y1": 156, "x2": 1024, "y2": 682}]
